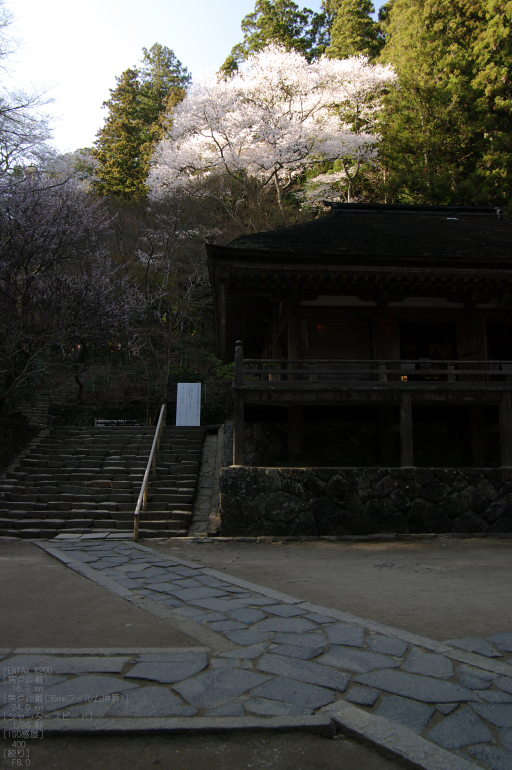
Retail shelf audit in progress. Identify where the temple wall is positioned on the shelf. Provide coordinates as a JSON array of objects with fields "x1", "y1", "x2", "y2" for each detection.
[{"x1": 219, "y1": 466, "x2": 512, "y2": 537}]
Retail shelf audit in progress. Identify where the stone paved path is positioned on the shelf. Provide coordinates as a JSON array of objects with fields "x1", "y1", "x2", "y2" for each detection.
[{"x1": 3, "y1": 539, "x2": 512, "y2": 770}]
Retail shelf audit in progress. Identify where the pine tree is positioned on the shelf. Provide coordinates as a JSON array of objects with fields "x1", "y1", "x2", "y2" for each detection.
[
  {"x1": 326, "y1": 0, "x2": 383, "y2": 60},
  {"x1": 220, "y1": 0, "x2": 328, "y2": 76},
  {"x1": 92, "y1": 45, "x2": 190, "y2": 198}
]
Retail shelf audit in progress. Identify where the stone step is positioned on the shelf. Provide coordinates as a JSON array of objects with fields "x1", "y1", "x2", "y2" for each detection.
[
  {"x1": 3, "y1": 424, "x2": 204, "y2": 539},
  {"x1": 140, "y1": 510, "x2": 192, "y2": 522},
  {"x1": 141, "y1": 502, "x2": 193, "y2": 512},
  {"x1": 137, "y1": 520, "x2": 186, "y2": 530}
]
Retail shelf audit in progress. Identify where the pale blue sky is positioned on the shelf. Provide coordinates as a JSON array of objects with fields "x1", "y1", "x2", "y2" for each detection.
[{"x1": 6, "y1": 0, "x2": 382, "y2": 154}]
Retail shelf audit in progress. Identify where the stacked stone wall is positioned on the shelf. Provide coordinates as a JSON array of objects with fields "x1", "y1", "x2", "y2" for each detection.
[{"x1": 219, "y1": 466, "x2": 512, "y2": 537}]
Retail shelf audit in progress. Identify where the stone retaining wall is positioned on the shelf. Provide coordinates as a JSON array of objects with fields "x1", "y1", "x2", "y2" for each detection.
[{"x1": 219, "y1": 466, "x2": 512, "y2": 537}]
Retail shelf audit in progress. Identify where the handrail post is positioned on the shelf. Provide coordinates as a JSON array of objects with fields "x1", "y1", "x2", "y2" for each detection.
[
  {"x1": 379, "y1": 362, "x2": 387, "y2": 382},
  {"x1": 134, "y1": 403, "x2": 166, "y2": 542},
  {"x1": 447, "y1": 364, "x2": 455, "y2": 382}
]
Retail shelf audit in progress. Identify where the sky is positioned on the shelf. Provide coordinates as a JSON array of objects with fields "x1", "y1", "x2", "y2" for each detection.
[{"x1": 6, "y1": 0, "x2": 382, "y2": 155}]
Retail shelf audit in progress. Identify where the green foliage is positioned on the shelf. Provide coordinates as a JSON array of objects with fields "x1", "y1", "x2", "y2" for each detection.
[
  {"x1": 220, "y1": 0, "x2": 329, "y2": 75},
  {"x1": 92, "y1": 44, "x2": 190, "y2": 198},
  {"x1": 326, "y1": 0, "x2": 383, "y2": 60},
  {"x1": 471, "y1": 0, "x2": 512, "y2": 203},
  {"x1": 92, "y1": 69, "x2": 147, "y2": 198},
  {"x1": 378, "y1": 0, "x2": 512, "y2": 205}
]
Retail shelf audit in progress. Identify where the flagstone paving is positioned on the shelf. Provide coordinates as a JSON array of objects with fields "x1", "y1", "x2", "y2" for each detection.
[{"x1": 2, "y1": 538, "x2": 512, "y2": 770}]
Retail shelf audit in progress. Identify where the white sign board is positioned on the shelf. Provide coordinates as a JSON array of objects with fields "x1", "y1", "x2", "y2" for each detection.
[{"x1": 176, "y1": 383, "x2": 201, "y2": 426}]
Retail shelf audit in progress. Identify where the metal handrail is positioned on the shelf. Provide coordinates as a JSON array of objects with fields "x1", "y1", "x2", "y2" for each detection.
[{"x1": 133, "y1": 404, "x2": 166, "y2": 542}]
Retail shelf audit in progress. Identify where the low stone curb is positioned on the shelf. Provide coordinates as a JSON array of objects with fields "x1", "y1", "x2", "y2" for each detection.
[
  {"x1": 445, "y1": 648, "x2": 512, "y2": 678},
  {"x1": 148, "y1": 533, "x2": 512, "y2": 543},
  {"x1": 3, "y1": 647, "x2": 209, "y2": 655},
  {"x1": 328, "y1": 701, "x2": 480, "y2": 770},
  {"x1": 4, "y1": 532, "x2": 512, "y2": 544},
  {"x1": 26, "y1": 714, "x2": 335, "y2": 737}
]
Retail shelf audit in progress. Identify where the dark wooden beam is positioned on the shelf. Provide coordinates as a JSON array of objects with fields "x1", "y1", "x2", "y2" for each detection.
[{"x1": 400, "y1": 392, "x2": 414, "y2": 466}]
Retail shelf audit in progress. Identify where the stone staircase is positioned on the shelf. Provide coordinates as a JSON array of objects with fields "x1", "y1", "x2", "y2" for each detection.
[{"x1": 0, "y1": 425, "x2": 205, "y2": 539}]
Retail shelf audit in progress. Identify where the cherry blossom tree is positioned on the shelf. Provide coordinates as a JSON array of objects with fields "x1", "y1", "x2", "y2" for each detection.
[
  {"x1": 149, "y1": 45, "x2": 395, "y2": 217},
  {"x1": 0, "y1": 173, "x2": 142, "y2": 412}
]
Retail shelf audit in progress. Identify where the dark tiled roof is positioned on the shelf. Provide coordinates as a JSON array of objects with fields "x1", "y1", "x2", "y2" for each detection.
[{"x1": 227, "y1": 207, "x2": 512, "y2": 261}]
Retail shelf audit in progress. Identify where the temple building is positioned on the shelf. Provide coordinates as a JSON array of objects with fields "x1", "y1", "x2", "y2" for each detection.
[{"x1": 207, "y1": 203, "x2": 512, "y2": 537}]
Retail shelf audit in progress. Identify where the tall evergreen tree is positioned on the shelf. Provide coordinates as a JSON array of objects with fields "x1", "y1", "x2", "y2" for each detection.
[
  {"x1": 378, "y1": 0, "x2": 509, "y2": 205},
  {"x1": 220, "y1": 0, "x2": 328, "y2": 76},
  {"x1": 471, "y1": 0, "x2": 512, "y2": 204},
  {"x1": 326, "y1": 0, "x2": 383, "y2": 60},
  {"x1": 92, "y1": 45, "x2": 190, "y2": 198},
  {"x1": 92, "y1": 69, "x2": 147, "y2": 198}
]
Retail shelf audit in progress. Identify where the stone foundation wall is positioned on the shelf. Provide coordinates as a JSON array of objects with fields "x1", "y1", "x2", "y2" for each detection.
[{"x1": 219, "y1": 466, "x2": 512, "y2": 537}]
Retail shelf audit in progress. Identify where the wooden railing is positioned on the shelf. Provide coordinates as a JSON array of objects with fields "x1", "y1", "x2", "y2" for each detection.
[
  {"x1": 133, "y1": 404, "x2": 166, "y2": 542},
  {"x1": 235, "y1": 355, "x2": 512, "y2": 387}
]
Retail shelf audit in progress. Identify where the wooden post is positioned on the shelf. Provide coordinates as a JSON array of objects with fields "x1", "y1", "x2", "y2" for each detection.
[
  {"x1": 235, "y1": 340, "x2": 243, "y2": 386},
  {"x1": 287, "y1": 303, "x2": 300, "y2": 381},
  {"x1": 400, "y1": 392, "x2": 414, "y2": 466},
  {"x1": 233, "y1": 341, "x2": 245, "y2": 464},
  {"x1": 233, "y1": 397, "x2": 245, "y2": 465},
  {"x1": 500, "y1": 392, "x2": 512, "y2": 467},
  {"x1": 470, "y1": 406, "x2": 485, "y2": 467},
  {"x1": 288, "y1": 406, "x2": 303, "y2": 464},
  {"x1": 379, "y1": 406, "x2": 395, "y2": 466}
]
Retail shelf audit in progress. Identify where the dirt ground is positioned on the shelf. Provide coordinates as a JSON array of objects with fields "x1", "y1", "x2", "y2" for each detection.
[
  {"x1": 0, "y1": 541, "x2": 195, "y2": 648},
  {"x1": 3, "y1": 731, "x2": 402, "y2": 770},
  {"x1": 2, "y1": 535, "x2": 512, "y2": 769}
]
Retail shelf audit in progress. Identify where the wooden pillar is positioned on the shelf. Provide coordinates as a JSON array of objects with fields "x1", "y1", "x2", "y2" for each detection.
[
  {"x1": 400, "y1": 392, "x2": 414, "y2": 466},
  {"x1": 233, "y1": 397, "x2": 245, "y2": 465},
  {"x1": 379, "y1": 406, "x2": 395, "y2": 466},
  {"x1": 287, "y1": 302, "x2": 300, "y2": 381},
  {"x1": 470, "y1": 406, "x2": 485, "y2": 467},
  {"x1": 500, "y1": 392, "x2": 512, "y2": 467},
  {"x1": 233, "y1": 340, "x2": 244, "y2": 465},
  {"x1": 288, "y1": 405, "x2": 303, "y2": 464}
]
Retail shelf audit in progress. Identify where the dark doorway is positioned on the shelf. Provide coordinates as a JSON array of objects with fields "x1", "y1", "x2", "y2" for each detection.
[
  {"x1": 487, "y1": 322, "x2": 512, "y2": 361},
  {"x1": 400, "y1": 322, "x2": 456, "y2": 361}
]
